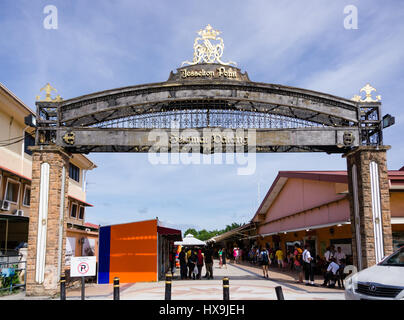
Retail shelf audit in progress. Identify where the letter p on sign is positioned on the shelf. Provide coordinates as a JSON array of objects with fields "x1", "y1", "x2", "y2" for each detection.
[{"x1": 70, "y1": 257, "x2": 96, "y2": 277}]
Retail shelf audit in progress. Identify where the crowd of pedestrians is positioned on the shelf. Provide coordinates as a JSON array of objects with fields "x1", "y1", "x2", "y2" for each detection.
[
  {"x1": 178, "y1": 245, "x2": 214, "y2": 280},
  {"x1": 243, "y1": 243, "x2": 347, "y2": 288},
  {"x1": 175, "y1": 242, "x2": 347, "y2": 289}
]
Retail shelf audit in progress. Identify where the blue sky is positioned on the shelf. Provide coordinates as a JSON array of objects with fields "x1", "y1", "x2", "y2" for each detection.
[{"x1": 1, "y1": 0, "x2": 403, "y2": 232}]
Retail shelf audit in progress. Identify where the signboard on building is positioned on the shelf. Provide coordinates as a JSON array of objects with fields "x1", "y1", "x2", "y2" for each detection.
[
  {"x1": 82, "y1": 238, "x2": 96, "y2": 256},
  {"x1": 70, "y1": 256, "x2": 97, "y2": 277},
  {"x1": 65, "y1": 237, "x2": 76, "y2": 266}
]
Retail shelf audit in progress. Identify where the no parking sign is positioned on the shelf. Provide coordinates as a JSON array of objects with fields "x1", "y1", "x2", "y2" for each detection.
[{"x1": 70, "y1": 256, "x2": 97, "y2": 277}]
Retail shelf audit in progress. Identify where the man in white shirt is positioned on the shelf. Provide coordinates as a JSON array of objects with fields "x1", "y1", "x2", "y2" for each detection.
[
  {"x1": 334, "y1": 247, "x2": 346, "y2": 265},
  {"x1": 322, "y1": 258, "x2": 340, "y2": 288},
  {"x1": 324, "y1": 247, "x2": 333, "y2": 263},
  {"x1": 303, "y1": 244, "x2": 315, "y2": 286}
]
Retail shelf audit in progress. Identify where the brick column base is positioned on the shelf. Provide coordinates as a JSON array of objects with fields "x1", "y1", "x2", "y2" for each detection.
[
  {"x1": 345, "y1": 146, "x2": 393, "y2": 270},
  {"x1": 26, "y1": 146, "x2": 70, "y2": 296}
]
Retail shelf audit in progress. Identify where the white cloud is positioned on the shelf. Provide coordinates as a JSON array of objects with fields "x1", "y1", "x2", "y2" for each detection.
[{"x1": 2, "y1": 0, "x2": 404, "y2": 230}]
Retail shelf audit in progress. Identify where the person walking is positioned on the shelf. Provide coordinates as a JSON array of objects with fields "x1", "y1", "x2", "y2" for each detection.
[
  {"x1": 179, "y1": 247, "x2": 187, "y2": 280},
  {"x1": 186, "y1": 247, "x2": 193, "y2": 279},
  {"x1": 255, "y1": 248, "x2": 260, "y2": 265},
  {"x1": 169, "y1": 247, "x2": 176, "y2": 275},
  {"x1": 188, "y1": 250, "x2": 198, "y2": 280},
  {"x1": 222, "y1": 248, "x2": 227, "y2": 269},
  {"x1": 268, "y1": 247, "x2": 274, "y2": 266},
  {"x1": 260, "y1": 246, "x2": 270, "y2": 278},
  {"x1": 219, "y1": 249, "x2": 223, "y2": 268},
  {"x1": 288, "y1": 250, "x2": 294, "y2": 270},
  {"x1": 303, "y1": 244, "x2": 315, "y2": 286},
  {"x1": 203, "y1": 245, "x2": 214, "y2": 279},
  {"x1": 196, "y1": 249, "x2": 204, "y2": 279},
  {"x1": 293, "y1": 243, "x2": 304, "y2": 283},
  {"x1": 275, "y1": 247, "x2": 284, "y2": 269}
]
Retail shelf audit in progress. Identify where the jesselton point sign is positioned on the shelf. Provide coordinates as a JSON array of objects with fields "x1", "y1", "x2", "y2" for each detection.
[{"x1": 180, "y1": 66, "x2": 237, "y2": 79}]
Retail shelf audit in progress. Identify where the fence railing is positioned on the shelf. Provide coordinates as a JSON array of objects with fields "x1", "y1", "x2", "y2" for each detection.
[{"x1": 0, "y1": 254, "x2": 26, "y2": 293}]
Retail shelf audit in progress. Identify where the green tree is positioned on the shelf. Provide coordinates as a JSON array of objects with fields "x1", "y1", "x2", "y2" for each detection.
[
  {"x1": 184, "y1": 228, "x2": 198, "y2": 237},
  {"x1": 183, "y1": 223, "x2": 242, "y2": 241}
]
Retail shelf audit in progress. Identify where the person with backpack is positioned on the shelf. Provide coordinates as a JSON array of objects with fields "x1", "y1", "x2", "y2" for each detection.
[
  {"x1": 188, "y1": 250, "x2": 198, "y2": 280},
  {"x1": 196, "y1": 249, "x2": 204, "y2": 279},
  {"x1": 293, "y1": 243, "x2": 304, "y2": 283},
  {"x1": 260, "y1": 246, "x2": 270, "y2": 278}
]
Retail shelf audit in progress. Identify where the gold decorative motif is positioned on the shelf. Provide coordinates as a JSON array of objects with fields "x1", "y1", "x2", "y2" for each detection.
[
  {"x1": 36, "y1": 83, "x2": 63, "y2": 102},
  {"x1": 181, "y1": 24, "x2": 236, "y2": 66},
  {"x1": 351, "y1": 83, "x2": 381, "y2": 102},
  {"x1": 63, "y1": 132, "x2": 75, "y2": 145},
  {"x1": 343, "y1": 132, "x2": 355, "y2": 146}
]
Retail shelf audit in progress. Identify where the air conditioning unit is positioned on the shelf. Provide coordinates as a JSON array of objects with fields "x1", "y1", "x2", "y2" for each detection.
[
  {"x1": 14, "y1": 210, "x2": 24, "y2": 217},
  {"x1": 1, "y1": 200, "x2": 10, "y2": 211}
]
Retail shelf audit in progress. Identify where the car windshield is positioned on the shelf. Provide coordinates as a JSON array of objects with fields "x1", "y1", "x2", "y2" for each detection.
[{"x1": 379, "y1": 247, "x2": 404, "y2": 266}]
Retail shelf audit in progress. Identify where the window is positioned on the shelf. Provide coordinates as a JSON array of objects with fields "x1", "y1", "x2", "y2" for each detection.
[
  {"x1": 379, "y1": 247, "x2": 404, "y2": 267},
  {"x1": 70, "y1": 203, "x2": 78, "y2": 218},
  {"x1": 24, "y1": 132, "x2": 35, "y2": 156},
  {"x1": 79, "y1": 206, "x2": 85, "y2": 220},
  {"x1": 69, "y1": 164, "x2": 80, "y2": 182},
  {"x1": 5, "y1": 179, "x2": 20, "y2": 204},
  {"x1": 23, "y1": 185, "x2": 31, "y2": 207}
]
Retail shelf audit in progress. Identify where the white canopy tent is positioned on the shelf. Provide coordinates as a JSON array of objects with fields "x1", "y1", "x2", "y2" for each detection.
[{"x1": 174, "y1": 234, "x2": 206, "y2": 246}]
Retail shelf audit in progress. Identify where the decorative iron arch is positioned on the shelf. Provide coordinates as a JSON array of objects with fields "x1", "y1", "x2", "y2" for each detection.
[{"x1": 35, "y1": 63, "x2": 383, "y2": 154}]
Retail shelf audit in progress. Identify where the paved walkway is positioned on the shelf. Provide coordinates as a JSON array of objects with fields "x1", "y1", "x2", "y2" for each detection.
[
  {"x1": 64, "y1": 260, "x2": 344, "y2": 300},
  {"x1": 0, "y1": 260, "x2": 345, "y2": 300}
]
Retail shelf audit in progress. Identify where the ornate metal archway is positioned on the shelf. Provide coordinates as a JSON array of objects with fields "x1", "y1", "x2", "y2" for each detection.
[
  {"x1": 34, "y1": 62, "x2": 384, "y2": 154},
  {"x1": 26, "y1": 24, "x2": 394, "y2": 296}
]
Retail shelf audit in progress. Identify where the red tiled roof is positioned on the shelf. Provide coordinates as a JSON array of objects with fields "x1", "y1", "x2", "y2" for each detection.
[
  {"x1": 278, "y1": 170, "x2": 404, "y2": 183},
  {"x1": 0, "y1": 165, "x2": 31, "y2": 181},
  {"x1": 68, "y1": 195, "x2": 94, "y2": 207},
  {"x1": 252, "y1": 168, "x2": 404, "y2": 222},
  {"x1": 278, "y1": 171, "x2": 349, "y2": 183},
  {"x1": 84, "y1": 222, "x2": 99, "y2": 229}
]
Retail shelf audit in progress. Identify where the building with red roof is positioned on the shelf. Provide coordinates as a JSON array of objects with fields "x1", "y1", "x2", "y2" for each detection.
[{"x1": 248, "y1": 169, "x2": 404, "y2": 263}]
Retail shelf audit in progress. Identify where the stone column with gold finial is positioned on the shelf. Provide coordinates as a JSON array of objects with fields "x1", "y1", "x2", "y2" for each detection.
[
  {"x1": 345, "y1": 84, "x2": 393, "y2": 271},
  {"x1": 26, "y1": 85, "x2": 69, "y2": 296}
]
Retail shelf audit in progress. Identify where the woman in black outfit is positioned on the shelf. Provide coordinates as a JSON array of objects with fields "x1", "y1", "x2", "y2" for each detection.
[
  {"x1": 188, "y1": 250, "x2": 198, "y2": 279},
  {"x1": 222, "y1": 248, "x2": 227, "y2": 269}
]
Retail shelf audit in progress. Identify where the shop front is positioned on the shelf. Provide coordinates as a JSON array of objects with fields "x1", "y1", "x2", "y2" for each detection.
[
  {"x1": 98, "y1": 219, "x2": 181, "y2": 284},
  {"x1": 251, "y1": 170, "x2": 404, "y2": 267},
  {"x1": 255, "y1": 222, "x2": 353, "y2": 265}
]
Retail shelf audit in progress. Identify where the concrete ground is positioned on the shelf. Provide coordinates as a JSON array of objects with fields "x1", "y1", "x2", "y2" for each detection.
[{"x1": 1, "y1": 260, "x2": 345, "y2": 300}]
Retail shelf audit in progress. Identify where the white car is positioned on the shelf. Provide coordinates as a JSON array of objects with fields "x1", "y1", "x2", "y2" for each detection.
[{"x1": 345, "y1": 246, "x2": 404, "y2": 300}]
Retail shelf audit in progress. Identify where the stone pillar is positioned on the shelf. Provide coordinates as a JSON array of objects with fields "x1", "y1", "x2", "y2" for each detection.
[
  {"x1": 26, "y1": 146, "x2": 70, "y2": 296},
  {"x1": 345, "y1": 146, "x2": 393, "y2": 271}
]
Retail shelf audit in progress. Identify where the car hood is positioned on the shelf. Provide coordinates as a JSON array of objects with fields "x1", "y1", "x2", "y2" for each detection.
[{"x1": 354, "y1": 265, "x2": 404, "y2": 286}]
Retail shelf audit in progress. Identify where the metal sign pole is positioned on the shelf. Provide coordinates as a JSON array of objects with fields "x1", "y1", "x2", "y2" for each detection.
[{"x1": 81, "y1": 277, "x2": 85, "y2": 300}]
